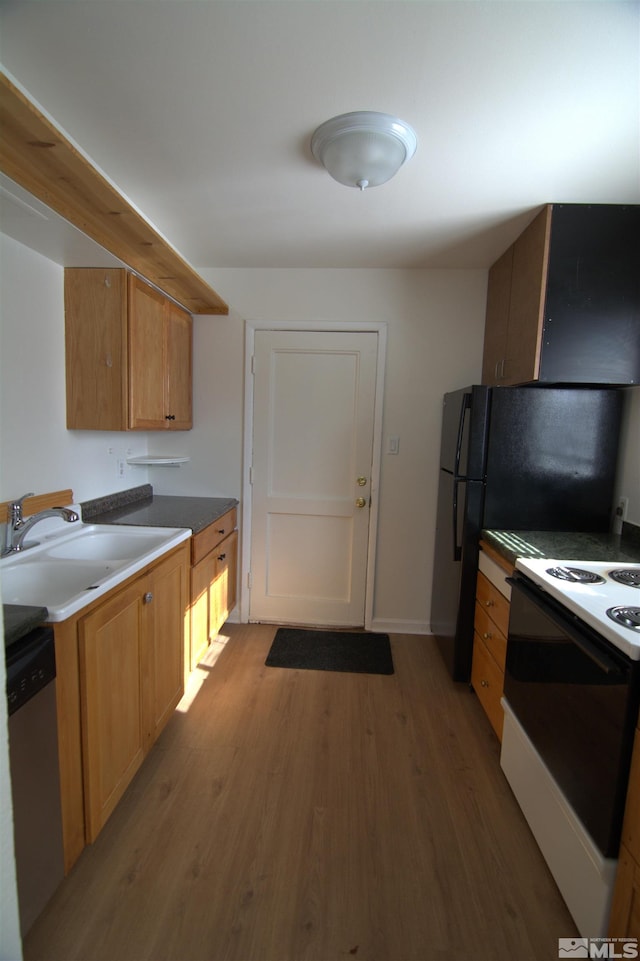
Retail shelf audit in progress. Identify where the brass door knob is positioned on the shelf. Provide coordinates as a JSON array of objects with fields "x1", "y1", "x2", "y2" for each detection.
[
  {"x1": 355, "y1": 497, "x2": 367, "y2": 509},
  {"x1": 357, "y1": 476, "x2": 367, "y2": 487}
]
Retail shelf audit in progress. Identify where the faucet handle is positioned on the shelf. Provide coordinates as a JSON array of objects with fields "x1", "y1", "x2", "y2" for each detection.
[
  {"x1": 8, "y1": 492, "x2": 35, "y2": 521},
  {"x1": 12, "y1": 492, "x2": 35, "y2": 505}
]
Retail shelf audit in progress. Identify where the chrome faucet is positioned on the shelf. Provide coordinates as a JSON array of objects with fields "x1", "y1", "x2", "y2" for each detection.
[{"x1": 2, "y1": 492, "x2": 79, "y2": 556}]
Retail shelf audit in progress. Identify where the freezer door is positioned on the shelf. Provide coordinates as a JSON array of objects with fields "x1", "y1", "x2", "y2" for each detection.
[
  {"x1": 484, "y1": 387, "x2": 622, "y2": 531},
  {"x1": 439, "y1": 386, "x2": 489, "y2": 479}
]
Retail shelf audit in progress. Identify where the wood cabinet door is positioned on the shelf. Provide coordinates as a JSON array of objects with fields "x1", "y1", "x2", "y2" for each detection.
[
  {"x1": 144, "y1": 545, "x2": 188, "y2": 744},
  {"x1": 165, "y1": 301, "x2": 192, "y2": 429},
  {"x1": 609, "y1": 844, "x2": 640, "y2": 938},
  {"x1": 621, "y1": 728, "x2": 640, "y2": 864},
  {"x1": 65, "y1": 268, "x2": 128, "y2": 429},
  {"x1": 190, "y1": 551, "x2": 216, "y2": 670},
  {"x1": 79, "y1": 580, "x2": 145, "y2": 842},
  {"x1": 471, "y1": 634, "x2": 504, "y2": 741},
  {"x1": 481, "y1": 247, "x2": 513, "y2": 385},
  {"x1": 128, "y1": 274, "x2": 167, "y2": 429},
  {"x1": 212, "y1": 529, "x2": 238, "y2": 633},
  {"x1": 504, "y1": 205, "x2": 551, "y2": 385}
]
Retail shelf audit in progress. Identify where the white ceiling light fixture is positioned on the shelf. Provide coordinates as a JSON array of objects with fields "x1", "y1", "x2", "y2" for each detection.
[{"x1": 311, "y1": 111, "x2": 417, "y2": 191}]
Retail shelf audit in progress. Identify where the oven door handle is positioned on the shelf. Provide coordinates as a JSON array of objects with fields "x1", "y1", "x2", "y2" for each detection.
[{"x1": 508, "y1": 576, "x2": 627, "y2": 677}]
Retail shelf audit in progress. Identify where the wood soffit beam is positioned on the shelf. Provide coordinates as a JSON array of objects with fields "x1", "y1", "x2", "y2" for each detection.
[{"x1": 0, "y1": 71, "x2": 228, "y2": 316}]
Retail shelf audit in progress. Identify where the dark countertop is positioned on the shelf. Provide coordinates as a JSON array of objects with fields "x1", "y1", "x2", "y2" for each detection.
[
  {"x1": 481, "y1": 525, "x2": 640, "y2": 567},
  {"x1": 81, "y1": 484, "x2": 238, "y2": 536},
  {"x1": 3, "y1": 604, "x2": 49, "y2": 648}
]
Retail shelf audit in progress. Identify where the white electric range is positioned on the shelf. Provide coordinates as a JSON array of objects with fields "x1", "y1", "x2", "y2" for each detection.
[
  {"x1": 515, "y1": 557, "x2": 640, "y2": 659},
  {"x1": 501, "y1": 556, "x2": 640, "y2": 937}
]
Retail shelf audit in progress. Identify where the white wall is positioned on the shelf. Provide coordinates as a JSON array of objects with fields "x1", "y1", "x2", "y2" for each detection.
[{"x1": 148, "y1": 267, "x2": 488, "y2": 630}]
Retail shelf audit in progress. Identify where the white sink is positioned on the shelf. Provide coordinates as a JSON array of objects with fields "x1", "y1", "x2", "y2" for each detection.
[
  {"x1": 46, "y1": 527, "x2": 177, "y2": 561},
  {"x1": 1, "y1": 559, "x2": 123, "y2": 608},
  {"x1": 0, "y1": 519, "x2": 191, "y2": 621}
]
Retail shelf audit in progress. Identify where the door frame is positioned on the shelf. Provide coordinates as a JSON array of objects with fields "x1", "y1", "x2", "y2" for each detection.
[{"x1": 241, "y1": 320, "x2": 387, "y2": 629}]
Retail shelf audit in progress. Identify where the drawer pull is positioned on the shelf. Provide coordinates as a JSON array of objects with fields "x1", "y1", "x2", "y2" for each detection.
[
  {"x1": 481, "y1": 679, "x2": 489, "y2": 687},
  {"x1": 483, "y1": 631, "x2": 493, "y2": 640},
  {"x1": 218, "y1": 528, "x2": 225, "y2": 534},
  {"x1": 218, "y1": 553, "x2": 226, "y2": 562},
  {"x1": 485, "y1": 599, "x2": 495, "y2": 608}
]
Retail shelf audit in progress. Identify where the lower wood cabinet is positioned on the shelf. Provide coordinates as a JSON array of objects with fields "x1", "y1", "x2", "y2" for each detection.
[
  {"x1": 609, "y1": 724, "x2": 640, "y2": 937},
  {"x1": 54, "y1": 542, "x2": 189, "y2": 863},
  {"x1": 79, "y1": 580, "x2": 146, "y2": 842},
  {"x1": 190, "y1": 508, "x2": 238, "y2": 671},
  {"x1": 471, "y1": 546, "x2": 513, "y2": 741}
]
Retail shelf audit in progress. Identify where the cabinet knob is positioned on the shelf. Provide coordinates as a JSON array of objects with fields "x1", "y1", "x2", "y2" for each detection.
[
  {"x1": 480, "y1": 679, "x2": 489, "y2": 688},
  {"x1": 217, "y1": 528, "x2": 225, "y2": 534},
  {"x1": 483, "y1": 631, "x2": 493, "y2": 640},
  {"x1": 165, "y1": 414, "x2": 176, "y2": 421},
  {"x1": 217, "y1": 553, "x2": 226, "y2": 562},
  {"x1": 485, "y1": 599, "x2": 494, "y2": 608},
  {"x1": 143, "y1": 592, "x2": 153, "y2": 604}
]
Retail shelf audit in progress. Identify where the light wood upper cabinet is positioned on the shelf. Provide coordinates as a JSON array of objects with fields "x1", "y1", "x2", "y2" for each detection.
[
  {"x1": 481, "y1": 246, "x2": 513, "y2": 386},
  {"x1": 65, "y1": 268, "x2": 193, "y2": 430},
  {"x1": 482, "y1": 203, "x2": 640, "y2": 387}
]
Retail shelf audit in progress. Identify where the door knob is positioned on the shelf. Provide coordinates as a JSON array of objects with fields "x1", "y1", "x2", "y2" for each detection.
[
  {"x1": 355, "y1": 497, "x2": 367, "y2": 509},
  {"x1": 357, "y1": 476, "x2": 367, "y2": 487}
]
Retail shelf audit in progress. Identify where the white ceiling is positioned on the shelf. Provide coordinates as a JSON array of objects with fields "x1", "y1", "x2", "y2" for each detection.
[{"x1": 0, "y1": 1, "x2": 638, "y2": 271}]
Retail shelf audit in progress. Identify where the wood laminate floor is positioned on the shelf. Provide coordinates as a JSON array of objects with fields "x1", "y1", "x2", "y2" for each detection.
[{"x1": 24, "y1": 624, "x2": 577, "y2": 961}]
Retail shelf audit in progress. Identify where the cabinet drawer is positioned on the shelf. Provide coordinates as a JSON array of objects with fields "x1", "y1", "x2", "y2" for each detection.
[
  {"x1": 475, "y1": 571, "x2": 510, "y2": 637},
  {"x1": 474, "y1": 602, "x2": 507, "y2": 671},
  {"x1": 471, "y1": 634, "x2": 504, "y2": 741},
  {"x1": 191, "y1": 508, "x2": 237, "y2": 566}
]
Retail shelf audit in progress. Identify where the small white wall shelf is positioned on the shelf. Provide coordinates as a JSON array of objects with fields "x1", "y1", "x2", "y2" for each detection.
[{"x1": 126, "y1": 456, "x2": 190, "y2": 467}]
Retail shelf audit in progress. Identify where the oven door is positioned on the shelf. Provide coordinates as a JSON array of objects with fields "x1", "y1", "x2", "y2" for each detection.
[{"x1": 504, "y1": 573, "x2": 639, "y2": 858}]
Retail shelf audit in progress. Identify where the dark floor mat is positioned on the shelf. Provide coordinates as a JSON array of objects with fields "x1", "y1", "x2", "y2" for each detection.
[{"x1": 265, "y1": 628, "x2": 394, "y2": 675}]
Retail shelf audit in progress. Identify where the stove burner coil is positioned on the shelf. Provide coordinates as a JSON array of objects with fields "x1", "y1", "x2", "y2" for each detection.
[
  {"x1": 546, "y1": 566, "x2": 606, "y2": 585},
  {"x1": 606, "y1": 607, "x2": 640, "y2": 631},
  {"x1": 608, "y1": 569, "x2": 640, "y2": 589}
]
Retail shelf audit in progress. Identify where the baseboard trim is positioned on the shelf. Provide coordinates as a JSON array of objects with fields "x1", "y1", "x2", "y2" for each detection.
[
  {"x1": 227, "y1": 611, "x2": 431, "y2": 636},
  {"x1": 369, "y1": 618, "x2": 431, "y2": 635}
]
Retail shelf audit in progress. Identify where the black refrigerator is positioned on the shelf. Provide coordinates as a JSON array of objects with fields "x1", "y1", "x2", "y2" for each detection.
[{"x1": 431, "y1": 385, "x2": 623, "y2": 681}]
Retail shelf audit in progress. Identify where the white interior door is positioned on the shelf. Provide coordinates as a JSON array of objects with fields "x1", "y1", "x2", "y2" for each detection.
[{"x1": 249, "y1": 329, "x2": 379, "y2": 626}]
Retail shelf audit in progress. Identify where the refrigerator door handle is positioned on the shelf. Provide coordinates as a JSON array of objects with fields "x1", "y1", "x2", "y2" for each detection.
[
  {"x1": 452, "y1": 391, "x2": 471, "y2": 561},
  {"x1": 452, "y1": 477, "x2": 464, "y2": 561},
  {"x1": 454, "y1": 392, "x2": 472, "y2": 481}
]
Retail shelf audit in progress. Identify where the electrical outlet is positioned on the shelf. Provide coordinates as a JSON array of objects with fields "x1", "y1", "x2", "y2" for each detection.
[
  {"x1": 117, "y1": 458, "x2": 126, "y2": 479},
  {"x1": 613, "y1": 496, "x2": 629, "y2": 535}
]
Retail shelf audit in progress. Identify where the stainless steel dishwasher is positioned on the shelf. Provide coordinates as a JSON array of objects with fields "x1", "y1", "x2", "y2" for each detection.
[{"x1": 6, "y1": 622, "x2": 64, "y2": 935}]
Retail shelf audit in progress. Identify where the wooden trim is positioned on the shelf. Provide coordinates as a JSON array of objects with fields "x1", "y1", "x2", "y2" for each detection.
[
  {"x1": 0, "y1": 72, "x2": 228, "y2": 316},
  {"x1": 0, "y1": 489, "x2": 74, "y2": 519}
]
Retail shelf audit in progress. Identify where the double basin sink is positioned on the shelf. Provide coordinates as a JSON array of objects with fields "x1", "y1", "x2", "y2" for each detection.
[{"x1": 0, "y1": 519, "x2": 191, "y2": 621}]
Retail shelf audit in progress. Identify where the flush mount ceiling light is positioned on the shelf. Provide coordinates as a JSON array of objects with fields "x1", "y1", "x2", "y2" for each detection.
[{"x1": 310, "y1": 111, "x2": 417, "y2": 191}]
